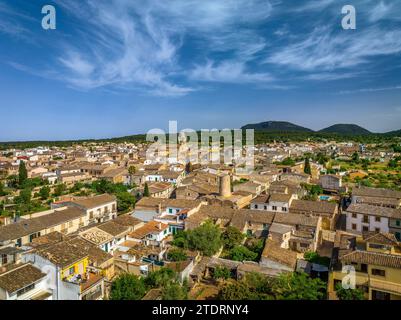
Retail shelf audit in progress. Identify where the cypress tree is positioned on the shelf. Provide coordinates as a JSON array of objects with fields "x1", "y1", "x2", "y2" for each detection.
[
  {"x1": 304, "y1": 157, "x2": 311, "y2": 175},
  {"x1": 143, "y1": 182, "x2": 150, "y2": 197},
  {"x1": 18, "y1": 161, "x2": 28, "y2": 187}
]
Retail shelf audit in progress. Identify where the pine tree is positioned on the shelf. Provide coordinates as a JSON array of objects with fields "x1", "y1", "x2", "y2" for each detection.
[
  {"x1": 18, "y1": 161, "x2": 28, "y2": 187},
  {"x1": 304, "y1": 157, "x2": 311, "y2": 175}
]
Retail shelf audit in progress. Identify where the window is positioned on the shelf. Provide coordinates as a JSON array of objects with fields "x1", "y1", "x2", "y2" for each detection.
[
  {"x1": 89, "y1": 211, "x2": 94, "y2": 219},
  {"x1": 16, "y1": 284, "x2": 35, "y2": 297},
  {"x1": 254, "y1": 204, "x2": 258, "y2": 209},
  {"x1": 372, "y1": 269, "x2": 385, "y2": 277},
  {"x1": 169, "y1": 208, "x2": 173, "y2": 214},
  {"x1": 360, "y1": 264, "x2": 368, "y2": 273},
  {"x1": 352, "y1": 213, "x2": 357, "y2": 218},
  {"x1": 396, "y1": 220, "x2": 401, "y2": 227},
  {"x1": 363, "y1": 215, "x2": 369, "y2": 223},
  {"x1": 282, "y1": 207, "x2": 287, "y2": 212},
  {"x1": 69, "y1": 266, "x2": 75, "y2": 275},
  {"x1": 395, "y1": 232, "x2": 401, "y2": 241},
  {"x1": 263, "y1": 223, "x2": 268, "y2": 230},
  {"x1": 16, "y1": 238, "x2": 22, "y2": 247},
  {"x1": 352, "y1": 224, "x2": 357, "y2": 230},
  {"x1": 363, "y1": 226, "x2": 369, "y2": 232},
  {"x1": 369, "y1": 243, "x2": 385, "y2": 250},
  {"x1": 300, "y1": 243, "x2": 309, "y2": 248},
  {"x1": 375, "y1": 217, "x2": 381, "y2": 222},
  {"x1": 375, "y1": 228, "x2": 380, "y2": 233},
  {"x1": 264, "y1": 206, "x2": 268, "y2": 210},
  {"x1": 272, "y1": 206, "x2": 277, "y2": 211}
]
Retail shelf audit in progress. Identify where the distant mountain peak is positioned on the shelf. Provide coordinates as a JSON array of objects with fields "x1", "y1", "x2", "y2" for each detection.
[
  {"x1": 318, "y1": 124, "x2": 371, "y2": 135},
  {"x1": 241, "y1": 121, "x2": 313, "y2": 132}
]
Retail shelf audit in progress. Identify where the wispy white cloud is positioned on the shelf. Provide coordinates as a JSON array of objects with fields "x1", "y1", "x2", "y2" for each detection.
[
  {"x1": 59, "y1": 52, "x2": 95, "y2": 77},
  {"x1": 304, "y1": 72, "x2": 361, "y2": 81},
  {"x1": 339, "y1": 85, "x2": 401, "y2": 95},
  {"x1": 0, "y1": 2, "x2": 35, "y2": 40},
  {"x1": 266, "y1": 26, "x2": 401, "y2": 71},
  {"x1": 6, "y1": 0, "x2": 401, "y2": 96},
  {"x1": 292, "y1": 0, "x2": 335, "y2": 12},
  {"x1": 190, "y1": 60, "x2": 273, "y2": 83},
  {"x1": 368, "y1": 1, "x2": 392, "y2": 22},
  {"x1": 40, "y1": 0, "x2": 275, "y2": 96}
]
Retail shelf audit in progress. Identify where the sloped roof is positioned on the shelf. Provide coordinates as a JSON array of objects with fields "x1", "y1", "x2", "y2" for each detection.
[
  {"x1": 340, "y1": 250, "x2": 401, "y2": 269},
  {"x1": 346, "y1": 203, "x2": 400, "y2": 218},
  {"x1": 34, "y1": 240, "x2": 88, "y2": 268},
  {"x1": 353, "y1": 187, "x2": 401, "y2": 199},
  {"x1": 273, "y1": 212, "x2": 319, "y2": 228},
  {"x1": 290, "y1": 199, "x2": 338, "y2": 215},
  {"x1": 97, "y1": 221, "x2": 130, "y2": 237},
  {"x1": 70, "y1": 194, "x2": 116, "y2": 209},
  {"x1": 362, "y1": 232, "x2": 400, "y2": 246},
  {"x1": 261, "y1": 240, "x2": 297, "y2": 269},
  {"x1": 0, "y1": 264, "x2": 46, "y2": 294},
  {"x1": 0, "y1": 207, "x2": 85, "y2": 242}
]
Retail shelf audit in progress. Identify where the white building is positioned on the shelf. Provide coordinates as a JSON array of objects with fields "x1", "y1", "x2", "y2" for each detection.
[
  {"x1": 345, "y1": 203, "x2": 395, "y2": 235},
  {"x1": 0, "y1": 264, "x2": 51, "y2": 300}
]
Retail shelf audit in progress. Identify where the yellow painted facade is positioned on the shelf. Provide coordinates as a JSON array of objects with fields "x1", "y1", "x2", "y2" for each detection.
[
  {"x1": 328, "y1": 237, "x2": 401, "y2": 300},
  {"x1": 61, "y1": 257, "x2": 89, "y2": 281}
]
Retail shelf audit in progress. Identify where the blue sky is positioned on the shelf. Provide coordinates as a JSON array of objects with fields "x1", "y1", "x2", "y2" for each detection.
[{"x1": 0, "y1": 0, "x2": 401, "y2": 141}]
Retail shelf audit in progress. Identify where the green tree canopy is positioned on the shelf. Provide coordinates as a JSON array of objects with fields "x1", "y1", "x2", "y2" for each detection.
[
  {"x1": 167, "y1": 248, "x2": 188, "y2": 262},
  {"x1": 335, "y1": 283, "x2": 366, "y2": 300},
  {"x1": 229, "y1": 245, "x2": 258, "y2": 262},
  {"x1": 0, "y1": 182, "x2": 7, "y2": 196},
  {"x1": 280, "y1": 157, "x2": 296, "y2": 166},
  {"x1": 352, "y1": 152, "x2": 360, "y2": 163},
  {"x1": 116, "y1": 191, "x2": 136, "y2": 213},
  {"x1": 128, "y1": 166, "x2": 137, "y2": 175},
  {"x1": 187, "y1": 220, "x2": 222, "y2": 256},
  {"x1": 53, "y1": 184, "x2": 67, "y2": 197},
  {"x1": 69, "y1": 182, "x2": 84, "y2": 193},
  {"x1": 18, "y1": 161, "x2": 28, "y2": 187},
  {"x1": 143, "y1": 182, "x2": 150, "y2": 197},
  {"x1": 304, "y1": 157, "x2": 312, "y2": 175},
  {"x1": 222, "y1": 226, "x2": 245, "y2": 249},
  {"x1": 38, "y1": 186, "x2": 50, "y2": 200},
  {"x1": 218, "y1": 281, "x2": 255, "y2": 300},
  {"x1": 144, "y1": 268, "x2": 177, "y2": 289},
  {"x1": 272, "y1": 272, "x2": 326, "y2": 300},
  {"x1": 110, "y1": 273, "x2": 147, "y2": 300},
  {"x1": 304, "y1": 251, "x2": 330, "y2": 267},
  {"x1": 213, "y1": 266, "x2": 232, "y2": 280},
  {"x1": 171, "y1": 230, "x2": 190, "y2": 249},
  {"x1": 161, "y1": 282, "x2": 188, "y2": 300},
  {"x1": 16, "y1": 188, "x2": 32, "y2": 205}
]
